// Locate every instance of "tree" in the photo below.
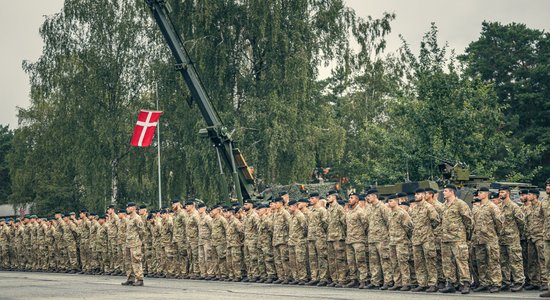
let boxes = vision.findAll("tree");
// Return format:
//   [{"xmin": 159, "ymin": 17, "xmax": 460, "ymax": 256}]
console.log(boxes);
[{"xmin": 0, "ymin": 125, "xmax": 12, "ymax": 204}]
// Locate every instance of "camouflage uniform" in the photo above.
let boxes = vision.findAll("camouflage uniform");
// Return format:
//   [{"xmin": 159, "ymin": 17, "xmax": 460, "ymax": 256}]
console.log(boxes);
[
  {"xmin": 173, "ymin": 209, "xmax": 188, "ymax": 277},
  {"xmin": 307, "ymin": 205, "xmax": 329, "ymax": 283},
  {"xmin": 498, "ymin": 197, "xmax": 525, "ymax": 287},
  {"xmin": 543, "ymin": 197, "xmax": 550, "ymax": 289},
  {"xmin": 161, "ymin": 214, "xmax": 178, "ymax": 276},
  {"xmin": 78, "ymin": 218, "xmax": 92, "ymax": 273},
  {"xmin": 327, "ymin": 201, "xmax": 347, "ymax": 285},
  {"xmin": 61, "ymin": 219, "xmax": 79, "ymax": 271},
  {"xmin": 227, "ymin": 215, "xmax": 244, "ymax": 280},
  {"xmin": 367, "ymin": 201, "xmax": 392, "ymax": 286},
  {"xmin": 526, "ymin": 200, "xmax": 547, "ymax": 287},
  {"xmin": 389, "ymin": 205, "xmax": 414, "ymax": 288},
  {"xmin": 186, "ymin": 209, "xmax": 201, "ymax": 277},
  {"xmin": 198, "ymin": 211, "xmax": 214, "ymax": 277},
  {"xmin": 440, "ymin": 198, "xmax": 473, "ymax": 285},
  {"xmin": 272, "ymin": 207, "xmax": 291, "ymax": 281},
  {"xmin": 152, "ymin": 216, "xmax": 164, "ymax": 275},
  {"xmin": 345, "ymin": 204, "xmax": 369, "ymax": 283},
  {"xmin": 117, "ymin": 216, "xmax": 128, "ymax": 273},
  {"xmin": 211, "ymin": 213, "xmax": 229, "ymax": 279},
  {"xmin": 258, "ymin": 212, "xmax": 276, "ymax": 280},
  {"xmin": 95, "ymin": 221, "xmax": 108, "ymax": 272},
  {"xmin": 473, "ymin": 200, "xmax": 503, "ymax": 287},
  {"xmin": 427, "ymin": 198, "xmax": 446, "ymax": 286},
  {"xmin": 124, "ymin": 212, "xmax": 144, "ymax": 282},
  {"xmin": 411, "ymin": 200, "xmax": 440, "ymax": 288},
  {"xmin": 288, "ymin": 209, "xmax": 308, "ymax": 282},
  {"xmin": 243, "ymin": 209, "xmax": 260, "ymax": 279},
  {"xmin": 106, "ymin": 213, "xmax": 120, "ymax": 273},
  {"xmin": 0, "ymin": 223, "xmax": 8, "ymax": 269}
]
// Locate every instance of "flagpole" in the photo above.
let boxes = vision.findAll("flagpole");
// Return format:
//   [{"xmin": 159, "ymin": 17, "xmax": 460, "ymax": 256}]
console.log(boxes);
[{"xmin": 156, "ymin": 82, "xmax": 162, "ymax": 210}]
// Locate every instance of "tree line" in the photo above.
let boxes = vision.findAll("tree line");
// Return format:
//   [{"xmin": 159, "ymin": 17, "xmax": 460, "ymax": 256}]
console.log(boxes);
[{"xmin": 0, "ymin": 0, "xmax": 548, "ymax": 214}]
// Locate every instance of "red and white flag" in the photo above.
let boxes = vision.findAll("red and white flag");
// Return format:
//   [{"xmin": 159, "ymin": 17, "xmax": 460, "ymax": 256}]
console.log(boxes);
[{"xmin": 131, "ymin": 110, "xmax": 163, "ymax": 147}]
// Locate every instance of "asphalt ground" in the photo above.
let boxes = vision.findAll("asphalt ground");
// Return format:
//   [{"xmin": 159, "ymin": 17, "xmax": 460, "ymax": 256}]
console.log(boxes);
[{"xmin": 0, "ymin": 271, "xmax": 545, "ymax": 300}]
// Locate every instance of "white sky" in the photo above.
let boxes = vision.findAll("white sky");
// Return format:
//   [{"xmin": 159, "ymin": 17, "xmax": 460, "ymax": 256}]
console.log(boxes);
[{"xmin": 1, "ymin": 0, "xmax": 549, "ymax": 128}]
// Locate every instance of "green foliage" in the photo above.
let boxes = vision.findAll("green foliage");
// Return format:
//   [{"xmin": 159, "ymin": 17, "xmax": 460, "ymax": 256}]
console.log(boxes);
[{"xmin": 0, "ymin": 125, "xmax": 12, "ymax": 204}]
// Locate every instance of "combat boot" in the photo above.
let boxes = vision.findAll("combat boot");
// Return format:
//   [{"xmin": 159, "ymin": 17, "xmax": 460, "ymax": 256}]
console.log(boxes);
[
  {"xmin": 366, "ymin": 283, "xmax": 379, "ymax": 289},
  {"xmin": 241, "ymin": 277, "xmax": 250, "ymax": 282},
  {"xmin": 380, "ymin": 284, "xmax": 390, "ymax": 290},
  {"xmin": 461, "ymin": 282, "xmax": 471, "ymax": 294},
  {"xmin": 273, "ymin": 278, "xmax": 283, "ymax": 284},
  {"xmin": 288, "ymin": 280, "xmax": 299, "ymax": 285},
  {"xmin": 264, "ymin": 277, "xmax": 274, "ymax": 284},
  {"xmin": 358, "ymin": 281, "xmax": 366, "ymax": 289},
  {"xmin": 426, "ymin": 285, "xmax": 438, "ymax": 293},
  {"xmin": 473, "ymin": 285, "xmax": 488, "ymax": 292},
  {"xmin": 132, "ymin": 280, "xmax": 144, "ymax": 286},
  {"xmin": 542, "ymin": 284, "xmax": 548, "ymax": 291},
  {"xmin": 439, "ymin": 283, "xmax": 456, "ymax": 293},
  {"xmin": 411, "ymin": 286, "xmax": 426, "ymax": 292},
  {"xmin": 400, "ymin": 285, "xmax": 411, "ymax": 291},
  {"xmin": 388, "ymin": 285, "xmax": 400, "ymax": 291},
  {"xmin": 281, "ymin": 279, "xmax": 290, "ymax": 284},
  {"xmin": 306, "ymin": 280, "xmax": 319, "ymax": 286},
  {"xmin": 489, "ymin": 285, "xmax": 500, "ymax": 293},
  {"xmin": 345, "ymin": 280, "xmax": 358, "ymax": 288},
  {"xmin": 121, "ymin": 280, "xmax": 135, "ymax": 286},
  {"xmin": 525, "ymin": 284, "xmax": 540, "ymax": 290},
  {"xmin": 510, "ymin": 283, "xmax": 523, "ymax": 292},
  {"xmin": 315, "ymin": 280, "xmax": 327, "ymax": 287},
  {"xmin": 540, "ymin": 291, "xmax": 550, "ymax": 297}
]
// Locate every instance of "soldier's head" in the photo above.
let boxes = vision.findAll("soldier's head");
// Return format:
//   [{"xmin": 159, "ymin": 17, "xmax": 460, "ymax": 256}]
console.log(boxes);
[
  {"xmin": 79, "ymin": 208, "xmax": 88, "ymax": 219},
  {"xmin": 387, "ymin": 195, "xmax": 398, "ymax": 208},
  {"xmin": 279, "ymin": 191, "xmax": 289, "ymax": 205},
  {"xmin": 184, "ymin": 200, "xmax": 195, "ymax": 212},
  {"xmin": 366, "ymin": 189, "xmax": 378, "ymax": 204},
  {"xmin": 126, "ymin": 202, "xmax": 137, "ymax": 214},
  {"xmin": 171, "ymin": 198, "xmax": 182, "ymax": 211},
  {"xmin": 211, "ymin": 204, "xmax": 223, "ymax": 217},
  {"xmin": 273, "ymin": 197, "xmax": 284, "ymax": 209},
  {"xmin": 326, "ymin": 190, "xmax": 338, "ymax": 204},
  {"xmin": 197, "ymin": 203, "xmax": 206, "ymax": 214},
  {"xmin": 498, "ymin": 185, "xmax": 511, "ymax": 200},
  {"xmin": 528, "ymin": 189, "xmax": 540, "ymax": 202},
  {"xmin": 546, "ymin": 178, "xmax": 550, "ymax": 194},
  {"xmin": 243, "ymin": 199, "xmax": 254, "ymax": 211},
  {"xmin": 399, "ymin": 201, "xmax": 410, "ymax": 211},
  {"xmin": 477, "ymin": 187, "xmax": 490, "ymax": 200},
  {"xmin": 288, "ymin": 200, "xmax": 299, "ymax": 213},
  {"xmin": 117, "ymin": 209, "xmax": 126, "ymax": 219},
  {"xmin": 89, "ymin": 213, "xmax": 97, "ymax": 221},
  {"xmin": 348, "ymin": 192, "xmax": 359, "ymax": 206},
  {"xmin": 414, "ymin": 188, "xmax": 425, "ymax": 202},
  {"xmin": 298, "ymin": 198, "xmax": 309, "ymax": 210},
  {"xmin": 424, "ymin": 188, "xmax": 436, "ymax": 201},
  {"xmin": 139, "ymin": 204, "xmax": 148, "ymax": 215},
  {"xmin": 160, "ymin": 209, "xmax": 168, "ymax": 219},
  {"xmin": 308, "ymin": 192, "xmax": 320, "ymax": 205},
  {"xmin": 98, "ymin": 215, "xmax": 106, "ymax": 225},
  {"xmin": 442, "ymin": 185, "xmax": 457, "ymax": 200},
  {"xmin": 107, "ymin": 204, "xmax": 116, "ymax": 215}
]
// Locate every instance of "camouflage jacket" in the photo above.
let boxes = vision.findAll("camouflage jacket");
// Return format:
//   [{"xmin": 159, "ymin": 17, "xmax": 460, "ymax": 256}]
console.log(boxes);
[
  {"xmin": 288, "ymin": 210, "xmax": 307, "ymax": 246},
  {"xmin": 472, "ymin": 200, "xmax": 502, "ymax": 245},
  {"xmin": 498, "ymin": 198, "xmax": 524, "ymax": 245},
  {"xmin": 198, "ymin": 213, "xmax": 213, "ymax": 245},
  {"xmin": 95, "ymin": 223, "xmax": 108, "ymax": 252},
  {"xmin": 125, "ymin": 213, "xmax": 144, "ymax": 248},
  {"xmin": 117, "ymin": 218, "xmax": 128, "ymax": 247},
  {"xmin": 258, "ymin": 215, "xmax": 273, "ymax": 247},
  {"xmin": 389, "ymin": 207, "xmax": 413, "ymax": 245},
  {"xmin": 440, "ymin": 198, "xmax": 473, "ymax": 243},
  {"xmin": 526, "ymin": 200, "xmax": 544, "ymax": 242},
  {"xmin": 272, "ymin": 208, "xmax": 291, "ymax": 246},
  {"xmin": 78, "ymin": 218, "xmax": 91, "ymax": 243},
  {"xmin": 345, "ymin": 204, "xmax": 368, "ymax": 244},
  {"xmin": 367, "ymin": 201, "xmax": 391, "ymax": 243},
  {"xmin": 543, "ymin": 198, "xmax": 550, "ymax": 241},
  {"xmin": 306, "ymin": 205, "xmax": 328, "ymax": 241},
  {"xmin": 211, "ymin": 214, "xmax": 228, "ymax": 246},
  {"xmin": 173, "ymin": 210, "xmax": 187, "ymax": 245},
  {"xmin": 243, "ymin": 210, "xmax": 260, "ymax": 243},
  {"xmin": 226, "ymin": 217, "xmax": 243, "ymax": 248},
  {"xmin": 411, "ymin": 200, "xmax": 440, "ymax": 246},
  {"xmin": 327, "ymin": 202, "xmax": 346, "ymax": 242},
  {"xmin": 161, "ymin": 216, "xmax": 174, "ymax": 245},
  {"xmin": 186, "ymin": 210, "xmax": 200, "ymax": 244}
]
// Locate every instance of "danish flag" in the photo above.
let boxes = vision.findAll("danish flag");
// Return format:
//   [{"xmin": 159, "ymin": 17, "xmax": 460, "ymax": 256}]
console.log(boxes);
[{"xmin": 130, "ymin": 110, "xmax": 163, "ymax": 147}]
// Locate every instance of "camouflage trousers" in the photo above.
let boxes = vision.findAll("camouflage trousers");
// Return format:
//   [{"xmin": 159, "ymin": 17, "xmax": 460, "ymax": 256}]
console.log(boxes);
[
  {"xmin": 475, "ymin": 242, "xmax": 502, "ymax": 287},
  {"xmin": 175, "ymin": 242, "xmax": 189, "ymax": 276},
  {"xmin": 327, "ymin": 240, "xmax": 347, "ymax": 284},
  {"xmin": 469, "ymin": 242, "xmax": 479, "ymax": 285},
  {"xmin": 244, "ymin": 240, "xmax": 259, "ymax": 278},
  {"xmin": 0, "ymin": 245, "xmax": 9, "ymax": 268},
  {"xmin": 198, "ymin": 241, "xmax": 214, "ymax": 277},
  {"xmin": 162, "ymin": 242, "xmax": 177, "ymax": 275},
  {"xmin": 441, "ymin": 241, "xmax": 471, "ymax": 284},
  {"xmin": 259, "ymin": 240, "xmax": 276, "ymax": 278},
  {"xmin": 369, "ymin": 241, "xmax": 392, "ymax": 286},
  {"xmin": 527, "ymin": 239, "xmax": 547, "ymax": 286},
  {"xmin": 413, "ymin": 241, "xmax": 437, "ymax": 287},
  {"xmin": 545, "ymin": 240, "xmax": 550, "ymax": 286},
  {"xmin": 212, "ymin": 242, "xmax": 228, "ymax": 278},
  {"xmin": 227, "ymin": 246, "xmax": 243, "ymax": 279},
  {"xmin": 124, "ymin": 246, "xmax": 143, "ymax": 281},
  {"xmin": 187, "ymin": 240, "xmax": 199, "ymax": 276},
  {"xmin": 66, "ymin": 242, "xmax": 79, "ymax": 270},
  {"xmin": 346, "ymin": 242, "xmax": 369, "ymax": 282},
  {"xmin": 80, "ymin": 241, "xmax": 91, "ymax": 272},
  {"xmin": 288, "ymin": 241, "xmax": 308, "ymax": 281},
  {"xmin": 273, "ymin": 243, "xmax": 290, "ymax": 280},
  {"xmin": 521, "ymin": 239, "xmax": 530, "ymax": 284},
  {"xmin": 390, "ymin": 242, "xmax": 411, "ymax": 287},
  {"xmin": 500, "ymin": 243, "xmax": 525, "ymax": 285},
  {"xmin": 308, "ymin": 239, "xmax": 329, "ymax": 281}
]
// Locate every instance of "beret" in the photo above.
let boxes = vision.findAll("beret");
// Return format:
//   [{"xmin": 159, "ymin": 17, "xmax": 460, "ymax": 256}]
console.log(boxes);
[
  {"xmin": 400, "ymin": 201, "xmax": 410, "ymax": 207},
  {"xmin": 80, "ymin": 208, "xmax": 88, "ymax": 213},
  {"xmin": 243, "ymin": 198, "xmax": 254, "ymax": 204},
  {"xmin": 379, "ymin": 196, "xmax": 386, "ymax": 201},
  {"xmin": 69, "ymin": 212, "xmax": 76, "ymax": 216},
  {"xmin": 298, "ymin": 198, "xmax": 309, "ymax": 203},
  {"xmin": 197, "ymin": 203, "xmax": 206, "ymax": 209},
  {"xmin": 415, "ymin": 188, "xmax": 425, "ymax": 193},
  {"xmin": 387, "ymin": 194, "xmax": 397, "ymax": 200},
  {"xmin": 108, "ymin": 205, "xmax": 115, "ymax": 209},
  {"xmin": 172, "ymin": 199, "xmax": 180, "ymax": 204},
  {"xmin": 490, "ymin": 192, "xmax": 499, "ymax": 199},
  {"xmin": 498, "ymin": 185, "xmax": 510, "ymax": 191},
  {"xmin": 127, "ymin": 202, "xmax": 136, "ymax": 207},
  {"xmin": 366, "ymin": 189, "xmax": 378, "ymax": 195},
  {"xmin": 160, "ymin": 209, "xmax": 167, "ymax": 214},
  {"xmin": 309, "ymin": 192, "xmax": 320, "ymax": 197},
  {"xmin": 349, "ymin": 192, "xmax": 360, "ymax": 197},
  {"xmin": 397, "ymin": 192, "xmax": 408, "ymax": 197},
  {"xmin": 278, "ymin": 191, "xmax": 288, "ymax": 196},
  {"xmin": 358, "ymin": 195, "xmax": 365, "ymax": 201},
  {"xmin": 273, "ymin": 197, "xmax": 284, "ymax": 203},
  {"xmin": 478, "ymin": 186, "xmax": 490, "ymax": 192},
  {"xmin": 337, "ymin": 200, "xmax": 346, "ymax": 206},
  {"xmin": 529, "ymin": 189, "xmax": 540, "ymax": 195},
  {"xmin": 327, "ymin": 190, "xmax": 338, "ymax": 196},
  {"xmin": 424, "ymin": 188, "xmax": 436, "ymax": 194},
  {"xmin": 288, "ymin": 200, "xmax": 298, "ymax": 206},
  {"xmin": 519, "ymin": 189, "xmax": 529, "ymax": 195},
  {"xmin": 184, "ymin": 200, "xmax": 195, "ymax": 206},
  {"xmin": 139, "ymin": 204, "xmax": 147, "ymax": 209},
  {"xmin": 212, "ymin": 203, "xmax": 223, "ymax": 209},
  {"xmin": 117, "ymin": 209, "xmax": 125, "ymax": 214},
  {"xmin": 444, "ymin": 184, "xmax": 457, "ymax": 191},
  {"xmin": 90, "ymin": 212, "xmax": 97, "ymax": 216}
]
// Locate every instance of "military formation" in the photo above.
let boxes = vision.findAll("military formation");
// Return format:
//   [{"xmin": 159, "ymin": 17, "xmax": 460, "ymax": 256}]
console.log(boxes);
[{"xmin": 1, "ymin": 182, "xmax": 550, "ymax": 297}]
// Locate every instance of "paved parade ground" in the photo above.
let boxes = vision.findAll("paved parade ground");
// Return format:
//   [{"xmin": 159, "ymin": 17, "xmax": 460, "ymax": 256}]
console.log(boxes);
[{"xmin": 0, "ymin": 271, "xmax": 544, "ymax": 300}]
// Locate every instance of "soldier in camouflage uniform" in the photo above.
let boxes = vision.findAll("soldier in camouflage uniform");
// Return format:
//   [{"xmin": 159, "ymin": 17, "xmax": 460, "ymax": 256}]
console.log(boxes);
[
  {"xmin": 306, "ymin": 193, "xmax": 330, "ymax": 286},
  {"xmin": 387, "ymin": 194, "xmax": 414, "ymax": 291},
  {"xmin": 211, "ymin": 203, "xmax": 229, "ymax": 280},
  {"xmin": 121, "ymin": 202, "xmax": 145, "ymax": 286},
  {"xmin": 425, "ymin": 188, "xmax": 446, "ymax": 288},
  {"xmin": 525, "ymin": 189, "xmax": 547, "ymax": 290},
  {"xmin": 159, "ymin": 209, "xmax": 177, "ymax": 278},
  {"xmin": 172, "ymin": 200, "xmax": 188, "ymax": 278},
  {"xmin": 411, "ymin": 188, "xmax": 440, "ymax": 292},
  {"xmin": 226, "ymin": 207, "xmax": 244, "ymax": 281},
  {"xmin": 365, "ymin": 189, "xmax": 393, "ymax": 290},
  {"xmin": 344, "ymin": 192, "xmax": 369, "ymax": 289},
  {"xmin": 0, "ymin": 219, "xmax": 8, "ymax": 270},
  {"xmin": 78, "ymin": 209, "xmax": 92, "ymax": 274},
  {"xmin": 242, "ymin": 199, "xmax": 260, "ymax": 282},
  {"xmin": 117, "ymin": 210, "xmax": 128, "ymax": 275},
  {"xmin": 496, "ymin": 186, "xmax": 525, "ymax": 292},
  {"xmin": 541, "ymin": 179, "xmax": 550, "ymax": 298},
  {"xmin": 61, "ymin": 213, "xmax": 79, "ymax": 273},
  {"xmin": 326, "ymin": 190, "xmax": 347, "ymax": 288},
  {"xmin": 288, "ymin": 200, "xmax": 308, "ymax": 285},
  {"xmin": 472, "ymin": 187, "xmax": 503, "ymax": 293},
  {"xmin": 138, "ymin": 205, "xmax": 151, "ymax": 276},
  {"xmin": 198, "ymin": 203, "xmax": 214, "ymax": 279},
  {"xmin": 185, "ymin": 200, "xmax": 201, "ymax": 278},
  {"xmin": 105, "ymin": 205, "xmax": 120, "ymax": 275},
  {"xmin": 439, "ymin": 184, "xmax": 473, "ymax": 294},
  {"xmin": 96, "ymin": 215, "xmax": 109, "ymax": 273},
  {"xmin": 272, "ymin": 197, "xmax": 291, "ymax": 284},
  {"xmin": 257, "ymin": 204, "xmax": 276, "ymax": 283}
]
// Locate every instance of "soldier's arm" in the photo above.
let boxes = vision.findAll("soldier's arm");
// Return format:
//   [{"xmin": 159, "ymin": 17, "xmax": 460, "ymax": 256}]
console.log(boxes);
[
  {"xmin": 402, "ymin": 211, "xmax": 413, "ymax": 236},
  {"xmin": 428, "ymin": 205, "xmax": 440, "ymax": 228},
  {"xmin": 513, "ymin": 205, "xmax": 526, "ymax": 229},
  {"xmin": 492, "ymin": 206, "xmax": 504, "ymax": 235},
  {"xmin": 460, "ymin": 202, "xmax": 473, "ymax": 232}
]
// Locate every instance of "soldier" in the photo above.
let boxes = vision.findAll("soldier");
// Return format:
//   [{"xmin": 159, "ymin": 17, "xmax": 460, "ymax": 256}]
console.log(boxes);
[
  {"xmin": 0, "ymin": 219, "xmax": 7, "ymax": 270},
  {"xmin": 78, "ymin": 209, "xmax": 92, "ymax": 274},
  {"xmin": 257, "ymin": 203, "xmax": 276, "ymax": 283},
  {"xmin": 306, "ymin": 192, "xmax": 330, "ymax": 287},
  {"xmin": 121, "ymin": 202, "xmax": 145, "ymax": 286},
  {"xmin": 138, "ymin": 204, "xmax": 151, "ymax": 277},
  {"xmin": 425, "ymin": 187, "xmax": 446, "ymax": 289},
  {"xmin": 541, "ymin": 179, "xmax": 550, "ymax": 298},
  {"xmin": 89, "ymin": 213, "xmax": 101, "ymax": 274},
  {"xmin": 472, "ymin": 187, "xmax": 503, "ymax": 293},
  {"xmin": 105, "ymin": 205, "xmax": 120, "ymax": 275},
  {"xmin": 411, "ymin": 188, "xmax": 440, "ymax": 292},
  {"xmin": 365, "ymin": 189, "xmax": 393, "ymax": 290},
  {"xmin": 326, "ymin": 190, "xmax": 347, "ymax": 288},
  {"xmin": 172, "ymin": 199, "xmax": 188, "ymax": 278},
  {"xmin": 525, "ymin": 188, "xmax": 547, "ymax": 290},
  {"xmin": 211, "ymin": 203, "xmax": 229, "ymax": 280},
  {"xmin": 242, "ymin": 199, "xmax": 260, "ymax": 282},
  {"xmin": 288, "ymin": 200, "xmax": 308, "ymax": 285},
  {"xmin": 385, "ymin": 193, "xmax": 413, "ymax": 291},
  {"xmin": 62, "ymin": 213, "xmax": 79, "ymax": 273},
  {"xmin": 272, "ymin": 197, "xmax": 291, "ymax": 284},
  {"xmin": 184, "ymin": 200, "xmax": 201, "ymax": 279},
  {"xmin": 496, "ymin": 186, "xmax": 526, "ymax": 292},
  {"xmin": 439, "ymin": 184, "xmax": 473, "ymax": 294},
  {"xmin": 96, "ymin": 215, "xmax": 109, "ymax": 273},
  {"xmin": 519, "ymin": 189, "xmax": 531, "ymax": 286},
  {"xmin": 117, "ymin": 209, "xmax": 128, "ymax": 275},
  {"xmin": 160, "ymin": 209, "xmax": 177, "ymax": 278},
  {"xmin": 344, "ymin": 192, "xmax": 369, "ymax": 289},
  {"xmin": 226, "ymin": 207, "xmax": 244, "ymax": 281}
]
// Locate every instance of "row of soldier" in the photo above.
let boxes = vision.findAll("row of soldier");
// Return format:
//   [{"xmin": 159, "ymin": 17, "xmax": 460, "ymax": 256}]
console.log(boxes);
[{"xmin": 0, "ymin": 183, "xmax": 549, "ymax": 296}]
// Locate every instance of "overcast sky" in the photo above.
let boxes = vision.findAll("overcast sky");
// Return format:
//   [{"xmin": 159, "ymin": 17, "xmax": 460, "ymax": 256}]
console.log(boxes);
[{"xmin": 1, "ymin": 0, "xmax": 549, "ymax": 129}]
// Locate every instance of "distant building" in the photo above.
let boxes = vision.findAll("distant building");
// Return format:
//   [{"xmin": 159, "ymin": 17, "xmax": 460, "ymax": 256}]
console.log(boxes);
[{"xmin": 0, "ymin": 203, "xmax": 32, "ymax": 218}]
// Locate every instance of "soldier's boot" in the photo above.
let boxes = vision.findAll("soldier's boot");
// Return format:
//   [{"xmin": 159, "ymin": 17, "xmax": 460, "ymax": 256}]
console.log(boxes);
[
  {"xmin": 121, "ymin": 280, "xmax": 135, "ymax": 286},
  {"xmin": 400, "ymin": 285, "xmax": 411, "ymax": 291},
  {"xmin": 306, "ymin": 280, "xmax": 319, "ymax": 286},
  {"xmin": 345, "ymin": 280, "xmax": 358, "ymax": 288},
  {"xmin": 500, "ymin": 283, "xmax": 510, "ymax": 291},
  {"xmin": 437, "ymin": 281, "xmax": 446, "ymax": 290},
  {"xmin": 540, "ymin": 291, "xmax": 550, "ymax": 298},
  {"xmin": 297, "ymin": 280, "xmax": 306, "ymax": 285},
  {"xmin": 412, "ymin": 286, "xmax": 426, "ymax": 292},
  {"xmin": 380, "ymin": 284, "xmax": 390, "ymax": 290},
  {"xmin": 132, "ymin": 280, "xmax": 144, "ymax": 286},
  {"xmin": 439, "ymin": 283, "xmax": 456, "ymax": 293},
  {"xmin": 461, "ymin": 282, "xmax": 471, "ymax": 294},
  {"xmin": 289, "ymin": 280, "xmax": 299, "ymax": 285},
  {"xmin": 388, "ymin": 284, "xmax": 401, "ymax": 291},
  {"xmin": 327, "ymin": 282, "xmax": 336, "ymax": 287},
  {"xmin": 315, "ymin": 280, "xmax": 327, "ymax": 287},
  {"xmin": 241, "ymin": 277, "xmax": 250, "ymax": 282},
  {"xmin": 281, "ymin": 279, "xmax": 290, "ymax": 285},
  {"xmin": 264, "ymin": 277, "xmax": 274, "ymax": 284},
  {"xmin": 473, "ymin": 285, "xmax": 489, "ymax": 292},
  {"xmin": 542, "ymin": 284, "xmax": 548, "ymax": 291},
  {"xmin": 366, "ymin": 283, "xmax": 379, "ymax": 289},
  {"xmin": 525, "ymin": 284, "xmax": 540, "ymax": 290},
  {"xmin": 489, "ymin": 286, "xmax": 500, "ymax": 293},
  {"xmin": 426, "ymin": 285, "xmax": 439, "ymax": 293}
]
